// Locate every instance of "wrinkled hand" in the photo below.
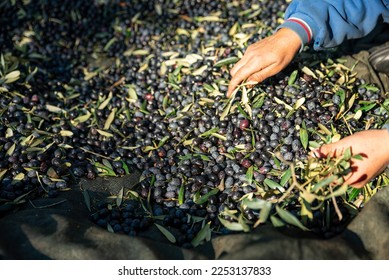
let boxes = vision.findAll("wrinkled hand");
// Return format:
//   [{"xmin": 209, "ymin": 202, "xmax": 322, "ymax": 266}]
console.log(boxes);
[
  {"xmin": 312, "ymin": 130, "xmax": 389, "ymax": 189},
  {"xmin": 227, "ymin": 28, "xmax": 301, "ymax": 97}
]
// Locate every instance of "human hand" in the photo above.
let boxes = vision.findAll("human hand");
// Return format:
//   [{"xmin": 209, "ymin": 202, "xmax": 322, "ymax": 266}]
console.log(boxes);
[
  {"xmin": 312, "ymin": 130, "xmax": 389, "ymax": 189},
  {"xmin": 227, "ymin": 28, "xmax": 301, "ymax": 97}
]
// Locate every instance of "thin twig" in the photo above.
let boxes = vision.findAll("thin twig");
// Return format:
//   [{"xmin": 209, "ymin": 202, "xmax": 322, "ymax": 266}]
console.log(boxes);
[
  {"xmin": 330, "ymin": 185, "xmax": 343, "ymax": 221},
  {"xmin": 80, "ymin": 147, "xmax": 112, "ymax": 160},
  {"xmin": 29, "ymin": 199, "xmax": 67, "ymax": 209}
]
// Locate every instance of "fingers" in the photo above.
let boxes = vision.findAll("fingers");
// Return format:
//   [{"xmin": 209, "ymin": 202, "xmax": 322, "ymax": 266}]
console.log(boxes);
[
  {"xmin": 229, "ymin": 55, "xmax": 249, "ymax": 77},
  {"xmin": 312, "ymin": 143, "xmax": 338, "ymax": 158},
  {"xmin": 227, "ymin": 61, "xmax": 259, "ymax": 97},
  {"xmin": 246, "ymin": 62, "xmax": 282, "ymax": 85}
]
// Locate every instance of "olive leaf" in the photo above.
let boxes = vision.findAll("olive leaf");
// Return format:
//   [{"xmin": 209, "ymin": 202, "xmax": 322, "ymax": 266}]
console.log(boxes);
[
  {"xmin": 4, "ymin": 70, "xmax": 20, "ymax": 83},
  {"xmin": 280, "ymin": 168, "xmax": 292, "ymax": 187},
  {"xmin": 191, "ymin": 222, "xmax": 211, "ymax": 247},
  {"xmin": 195, "ymin": 188, "xmax": 219, "ymax": 205},
  {"xmin": 276, "ymin": 205, "xmax": 309, "ymax": 231},
  {"xmin": 218, "ymin": 216, "xmax": 246, "ymax": 231},
  {"xmin": 288, "ymin": 70, "xmax": 298, "ymax": 85},
  {"xmin": 104, "ymin": 108, "xmax": 116, "ymax": 130},
  {"xmin": 270, "ymin": 215, "xmax": 285, "ymax": 228},
  {"xmin": 155, "ymin": 224, "xmax": 176, "ymax": 243},
  {"xmin": 299, "ymin": 127, "xmax": 308, "ymax": 150},
  {"xmin": 312, "ymin": 175, "xmax": 337, "ymax": 192},
  {"xmin": 264, "ymin": 178, "xmax": 282, "ymax": 190},
  {"xmin": 242, "ymin": 197, "xmax": 270, "ymax": 210},
  {"xmin": 82, "ymin": 189, "xmax": 91, "ymax": 212},
  {"xmin": 116, "ymin": 187, "xmax": 124, "ymax": 207},
  {"xmin": 214, "ymin": 56, "xmax": 239, "ymax": 67},
  {"xmin": 178, "ymin": 185, "xmax": 185, "ymax": 205},
  {"xmin": 245, "ymin": 165, "xmax": 254, "ymax": 185}
]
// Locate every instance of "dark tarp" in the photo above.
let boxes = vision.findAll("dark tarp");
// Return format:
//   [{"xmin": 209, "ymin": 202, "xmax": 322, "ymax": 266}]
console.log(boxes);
[{"xmin": 1, "ymin": 169, "xmax": 388, "ymax": 260}]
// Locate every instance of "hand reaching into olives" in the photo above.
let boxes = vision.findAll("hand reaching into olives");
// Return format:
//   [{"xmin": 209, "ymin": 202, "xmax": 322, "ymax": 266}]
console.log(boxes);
[
  {"xmin": 227, "ymin": 28, "xmax": 301, "ymax": 97},
  {"xmin": 312, "ymin": 129, "xmax": 389, "ymax": 189}
]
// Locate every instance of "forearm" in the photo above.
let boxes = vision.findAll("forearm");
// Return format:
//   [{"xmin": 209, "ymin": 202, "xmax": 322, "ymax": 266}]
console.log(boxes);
[{"xmin": 278, "ymin": 0, "xmax": 389, "ymax": 50}]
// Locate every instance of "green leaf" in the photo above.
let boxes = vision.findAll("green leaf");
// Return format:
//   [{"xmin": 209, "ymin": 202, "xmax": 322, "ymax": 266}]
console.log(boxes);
[
  {"xmin": 195, "ymin": 188, "xmax": 219, "ymax": 205},
  {"xmin": 246, "ymin": 166, "xmax": 254, "ymax": 185},
  {"xmin": 242, "ymin": 197, "xmax": 271, "ymax": 210},
  {"xmin": 203, "ymin": 83, "xmax": 214, "ymax": 92},
  {"xmin": 98, "ymin": 91, "xmax": 113, "ymax": 110},
  {"xmin": 236, "ymin": 103, "xmax": 250, "ymax": 120},
  {"xmin": 191, "ymin": 222, "xmax": 211, "ymax": 247},
  {"xmin": 200, "ymin": 127, "xmax": 219, "ymax": 138},
  {"xmin": 312, "ymin": 175, "xmax": 337, "ymax": 192},
  {"xmin": 218, "ymin": 216, "xmax": 246, "ymax": 231},
  {"xmin": 317, "ymin": 123, "xmax": 331, "ymax": 135},
  {"xmin": 104, "ymin": 108, "xmax": 116, "ymax": 130},
  {"xmin": 45, "ymin": 104, "xmax": 64, "ymax": 114},
  {"xmin": 96, "ymin": 129, "xmax": 114, "ymax": 138},
  {"xmin": 253, "ymin": 93, "xmax": 265, "ymax": 109},
  {"xmin": 273, "ymin": 156, "xmax": 281, "ymax": 169},
  {"xmin": 324, "ymin": 184, "xmax": 348, "ymax": 199},
  {"xmin": 142, "ymin": 145, "xmax": 156, "ymax": 152},
  {"xmin": 102, "ymin": 159, "xmax": 113, "ymax": 170},
  {"xmin": 196, "ymin": 154, "xmax": 211, "ymax": 161},
  {"xmin": 178, "ymin": 185, "xmax": 185, "ymax": 205},
  {"xmin": 343, "ymin": 147, "xmax": 351, "ymax": 161},
  {"xmin": 94, "ymin": 162, "xmax": 117, "ymax": 176},
  {"xmin": 347, "ymin": 188, "xmax": 361, "ymax": 202},
  {"xmin": 264, "ymin": 178, "xmax": 282, "ymax": 190},
  {"xmin": 359, "ymin": 102, "xmax": 376, "ymax": 112},
  {"xmin": 0, "ymin": 169, "xmax": 8, "ymax": 180},
  {"xmin": 103, "ymin": 37, "xmax": 117, "ymax": 51},
  {"xmin": 276, "ymin": 205, "xmax": 309, "ymax": 231},
  {"xmin": 116, "ymin": 187, "xmax": 124, "ymax": 207},
  {"xmin": 82, "ymin": 189, "xmax": 91, "ymax": 212},
  {"xmin": 155, "ymin": 224, "xmax": 176, "ymax": 243},
  {"xmin": 132, "ymin": 49, "xmax": 150, "ymax": 56},
  {"xmin": 211, "ymin": 132, "xmax": 227, "ymax": 141},
  {"xmin": 348, "ymin": 94, "xmax": 356, "ymax": 110},
  {"xmin": 300, "ymin": 199, "xmax": 313, "ymax": 219},
  {"xmin": 353, "ymin": 109, "xmax": 362, "ymax": 120},
  {"xmin": 71, "ymin": 111, "xmax": 91, "ymax": 125},
  {"xmin": 270, "ymin": 215, "xmax": 285, "ymax": 228},
  {"xmin": 4, "ymin": 70, "xmax": 20, "ymax": 83},
  {"xmin": 293, "ymin": 97, "xmax": 305, "ymax": 110},
  {"xmin": 258, "ymin": 201, "xmax": 272, "ymax": 224},
  {"xmin": 299, "ymin": 127, "xmax": 308, "ymax": 150},
  {"xmin": 288, "ymin": 70, "xmax": 298, "ymax": 85},
  {"xmin": 238, "ymin": 213, "xmax": 250, "ymax": 232},
  {"xmin": 301, "ymin": 66, "xmax": 317, "ymax": 79},
  {"xmin": 280, "ymin": 168, "xmax": 292, "ymax": 187},
  {"xmin": 107, "ymin": 223, "xmax": 114, "ymax": 233},
  {"xmin": 127, "ymin": 85, "xmax": 138, "ymax": 102},
  {"xmin": 6, "ymin": 142, "xmax": 16, "ymax": 156},
  {"xmin": 360, "ymin": 84, "xmax": 379, "ymax": 92},
  {"xmin": 214, "ymin": 56, "xmax": 239, "ymax": 67},
  {"xmin": 59, "ymin": 130, "xmax": 74, "ymax": 137},
  {"xmin": 352, "ymin": 154, "xmax": 363, "ymax": 161},
  {"xmin": 157, "ymin": 136, "xmax": 169, "ymax": 148},
  {"xmin": 220, "ymin": 95, "xmax": 235, "ymax": 121},
  {"xmin": 122, "ymin": 161, "xmax": 130, "ymax": 175}
]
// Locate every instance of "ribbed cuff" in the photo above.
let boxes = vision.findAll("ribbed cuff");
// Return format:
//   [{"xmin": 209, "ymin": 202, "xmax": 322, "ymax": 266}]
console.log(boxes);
[{"xmin": 276, "ymin": 17, "xmax": 313, "ymax": 52}]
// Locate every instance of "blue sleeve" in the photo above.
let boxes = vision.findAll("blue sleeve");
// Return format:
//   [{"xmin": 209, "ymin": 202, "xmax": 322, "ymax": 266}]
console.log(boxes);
[{"xmin": 277, "ymin": 0, "xmax": 389, "ymax": 50}]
